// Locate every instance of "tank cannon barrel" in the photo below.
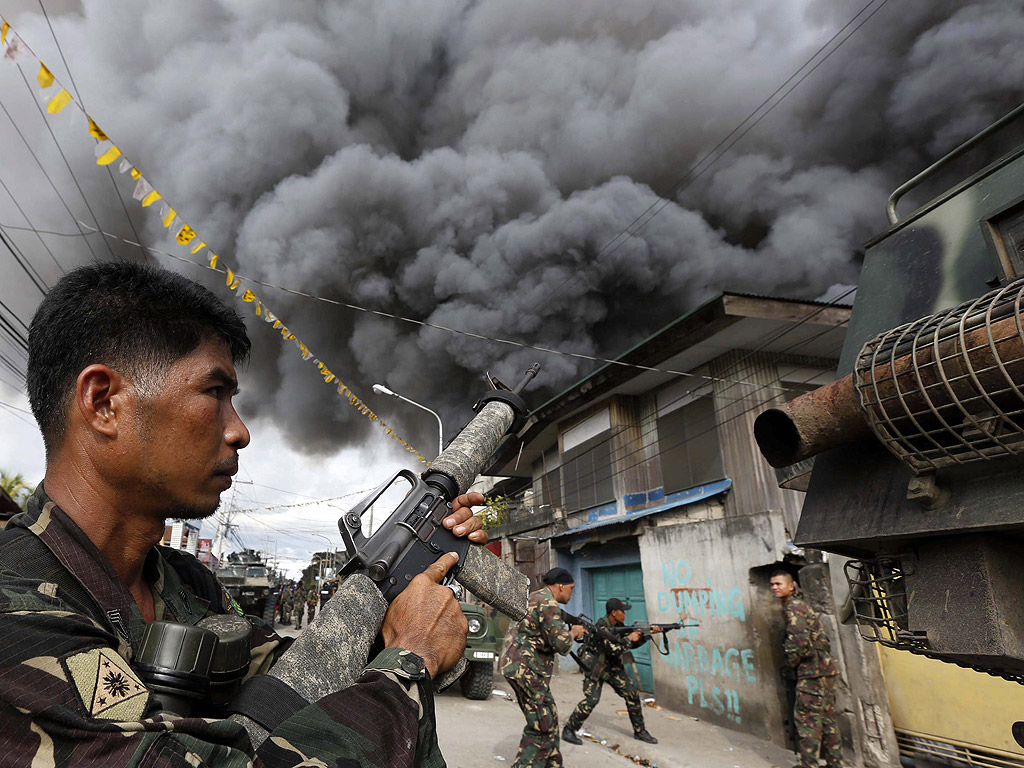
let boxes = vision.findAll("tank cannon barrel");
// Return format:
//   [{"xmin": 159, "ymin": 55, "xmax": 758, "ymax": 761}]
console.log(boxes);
[{"xmin": 755, "ymin": 279, "xmax": 1024, "ymax": 474}]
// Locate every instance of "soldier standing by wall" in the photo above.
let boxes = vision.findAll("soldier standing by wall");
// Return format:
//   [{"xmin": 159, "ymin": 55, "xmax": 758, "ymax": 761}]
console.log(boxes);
[
  {"xmin": 500, "ymin": 567, "xmax": 586, "ymax": 768},
  {"xmin": 769, "ymin": 570, "xmax": 843, "ymax": 768},
  {"xmin": 562, "ymin": 598, "xmax": 660, "ymax": 744}
]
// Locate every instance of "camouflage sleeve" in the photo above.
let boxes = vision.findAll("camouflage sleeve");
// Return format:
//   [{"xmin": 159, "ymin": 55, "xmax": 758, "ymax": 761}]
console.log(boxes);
[
  {"xmin": 0, "ymin": 573, "xmax": 439, "ymax": 767},
  {"xmin": 539, "ymin": 600, "xmax": 573, "ymax": 655},
  {"xmin": 783, "ymin": 603, "xmax": 813, "ymax": 668}
]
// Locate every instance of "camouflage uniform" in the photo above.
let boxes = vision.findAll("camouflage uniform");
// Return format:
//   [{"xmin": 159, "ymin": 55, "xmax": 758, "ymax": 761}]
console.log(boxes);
[
  {"xmin": 292, "ymin": 586, "xmax": 307, "ymax": 628},
  {"xmin": 500, "ymin": 588, "xmax": 575, "ymax": 768},
  {"xmin": 306, "ymin": 587, "xmax": 318, "ymax": 624},
  {"xmin": 280, "ymin": 585, "xmax": 294, "ymax": 625},
  {"xmin": 0, "ymin": 486, "xmax": 445, "ymax": 767},
  {"xmin": 564, "ymin": 615, "xmax": 646, "ymax": 735},
  {"xmin": 783, "ymin": 589, "xmax": 842, "ymax": 768}
]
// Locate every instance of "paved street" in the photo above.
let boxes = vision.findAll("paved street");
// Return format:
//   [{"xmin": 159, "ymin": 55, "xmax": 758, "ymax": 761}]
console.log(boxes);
[
  {"xmin": 277, "ymin": 621, "xmax": 794, "ymax": 767},
  {"xmin": 436, "ymin": 670, "xmax": 794, "ymax": 768}
]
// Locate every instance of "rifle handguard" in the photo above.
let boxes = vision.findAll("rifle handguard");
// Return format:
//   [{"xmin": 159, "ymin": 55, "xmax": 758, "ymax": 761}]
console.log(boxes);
[{"xmin": 458, "ymin": 544, "xmax": 529, "ymax": 621}]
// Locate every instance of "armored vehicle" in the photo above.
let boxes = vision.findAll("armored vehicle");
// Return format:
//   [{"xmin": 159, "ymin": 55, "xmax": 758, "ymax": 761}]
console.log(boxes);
[
  {"xmin": 458, "ymin": 601, "xmax": 504, "ymax": 699},
  {"xmin": 754, "ymin": 103, "xmax": 1024, "ymax": 680},
  {"xmin": 218, "ymin": 550, "xmax": 274, "ymax": 623}
]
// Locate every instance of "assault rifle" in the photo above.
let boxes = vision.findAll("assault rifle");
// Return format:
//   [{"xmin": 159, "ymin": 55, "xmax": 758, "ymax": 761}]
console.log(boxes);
[
  {"xmin": 234, "ymin": 368, "xmax": 539, "ymax": 748},
  {"xmin": 561, "ymin": 610, "xmax": 696, "ymax": 656}
]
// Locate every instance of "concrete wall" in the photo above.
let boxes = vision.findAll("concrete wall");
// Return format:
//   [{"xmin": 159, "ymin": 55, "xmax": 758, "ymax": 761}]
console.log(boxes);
[{"xmin": 637, "ymin": 509, "xmax": 790, "ymax": 743}]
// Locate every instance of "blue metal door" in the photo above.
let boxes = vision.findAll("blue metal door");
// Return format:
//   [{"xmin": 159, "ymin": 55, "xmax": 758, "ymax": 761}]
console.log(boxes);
[{"xmin": 590, "ymin": 564, "xmax": 653, "ymax": 693}]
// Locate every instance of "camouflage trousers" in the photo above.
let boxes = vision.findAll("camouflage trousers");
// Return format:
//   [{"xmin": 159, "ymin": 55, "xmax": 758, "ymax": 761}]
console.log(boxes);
[
  {"xmin": 795, "ymin": 675, "xmax": 842, "ymax": 768},
  {"xmin": 565, "ymin": 667, "xmax": 644, "ymax": 734},
  {"xmin": 293, "ymin": 603, "xmax": 311, "ymax": 627},
  {"xmin": 506, "ymin": 675, "xmax": 563, "ymax": 768}
]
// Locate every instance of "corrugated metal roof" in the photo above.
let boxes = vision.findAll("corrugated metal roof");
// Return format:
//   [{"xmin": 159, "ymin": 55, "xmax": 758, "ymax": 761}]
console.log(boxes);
[{"xmin": 550, "ymin": 478, "xmax": 733, "ymax": 541}]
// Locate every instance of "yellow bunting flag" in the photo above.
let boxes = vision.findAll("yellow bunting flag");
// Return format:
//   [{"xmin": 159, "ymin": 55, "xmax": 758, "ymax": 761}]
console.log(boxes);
[
  {"xmin": 88, "ymin": 117, "xmax": 108, "ymax": 141},
  {"xmin": 37, "ymin": 62, "xmax": 53, "ymax": 88},
  {"xmin": 96, "ymin": 145, "xmax": 122, "ymax": 165},
  {"xmin": 47, "ymin": 88, "xmax": 72, "ymax": 114},
  {"xmin": 176, "ymin": 225, "xmax": 197, "ymax": 245},
  {"xmin": 0, "ymin": 12, "xmax": 432, "ymax": 465}
]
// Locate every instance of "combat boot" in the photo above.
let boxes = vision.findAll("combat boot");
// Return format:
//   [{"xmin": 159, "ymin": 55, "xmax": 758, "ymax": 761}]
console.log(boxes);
[
  {"xmin": 633, "ymin": 729, "xmax": 658, "ymax": 744},
  {"xmin": 561, "ymin": 726, "xmax": 582, "ymax": 745}
]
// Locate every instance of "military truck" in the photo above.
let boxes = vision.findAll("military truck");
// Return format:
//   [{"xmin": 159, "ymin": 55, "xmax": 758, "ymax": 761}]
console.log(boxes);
[
  {"xmin": 458, "ymin": 601, "xmax": 506, "ymax": 699},
  {"xmin": 218, "ymin": 550, "xmax": 274, "ymax": 623}
]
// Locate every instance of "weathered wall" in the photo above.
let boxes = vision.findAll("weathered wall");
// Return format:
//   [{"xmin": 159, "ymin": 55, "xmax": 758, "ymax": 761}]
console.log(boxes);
[{"xmin": 638, "ymin": 509, "xmax": 789, "ymax": 742}]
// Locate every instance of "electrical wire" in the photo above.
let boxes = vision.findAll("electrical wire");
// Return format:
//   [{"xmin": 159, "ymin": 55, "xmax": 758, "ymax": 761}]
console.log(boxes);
[
  {"xmin": 0, "ymin": 93, "xmax": 101, "ymax": 264},
  {"xmin": 14, "ymin": 64, "xmax": 115, "ymax": 261},
  {"xmin": 35, "ymin": 0, "xmax": 148, "ymax": 263},
  {"xmin": 0, "ymin": 224, "xmax": 48, "ymax": 294},
  {"xmin": 0, "ymin": 168, "xmax": 64, "ymax": 274},
  {"xmin": 514, "ymin": 0, "xmax": 891, "ymax": 326}
]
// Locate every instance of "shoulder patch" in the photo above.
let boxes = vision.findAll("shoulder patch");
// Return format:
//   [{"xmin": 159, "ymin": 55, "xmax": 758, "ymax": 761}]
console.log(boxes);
[{"xmin": 63, "ymin": 647, "xmax": 149, "ymax": 721}]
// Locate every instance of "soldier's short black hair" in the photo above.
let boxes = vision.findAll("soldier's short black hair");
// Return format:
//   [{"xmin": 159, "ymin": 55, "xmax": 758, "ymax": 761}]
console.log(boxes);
[
  {"xmin": 28, "ymin": 262, "xmax": 250, "ymax": 453},
  {"xmin": 770, "ymin": 569, "xmax": 795, "ymax": 580}
]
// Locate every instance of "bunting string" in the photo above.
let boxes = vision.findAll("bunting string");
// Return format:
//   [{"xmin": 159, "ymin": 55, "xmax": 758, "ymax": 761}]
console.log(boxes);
[{"xmin": 0, "ymin": 16, "xmax": 428, "ymax": 463}]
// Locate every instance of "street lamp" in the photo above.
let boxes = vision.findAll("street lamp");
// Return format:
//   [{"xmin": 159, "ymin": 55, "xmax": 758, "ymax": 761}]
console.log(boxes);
[
  {"xmin": 309, "ymin": 533, "xmax": 336, "ymax": 583},
  {"xmin": 372, "ymin": 383, "xmax": 444, "ymax": 457}
]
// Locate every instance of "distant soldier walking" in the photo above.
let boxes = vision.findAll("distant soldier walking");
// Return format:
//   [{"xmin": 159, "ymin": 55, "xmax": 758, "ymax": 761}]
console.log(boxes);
[
  {"xmin": 292, "ymin": 583, "xmax": 307, "ymax": 628},
  {"xmin": 304, "ymin": 585, "xmax": 318, "ymax": 625},
  {"xmin": 500, "ymin": 567, "xmax": 585, "ymax": 768},
  {"xmin": 279, "ymin": 581, "xmax": 294, "ymax": 626},
  {"xmin": 562, "ymin": 598, "xmax": 660, "ymax": 744},
  {"xmin": 770, "ymin": 570, "xmax": 843, "ymax": 768}
]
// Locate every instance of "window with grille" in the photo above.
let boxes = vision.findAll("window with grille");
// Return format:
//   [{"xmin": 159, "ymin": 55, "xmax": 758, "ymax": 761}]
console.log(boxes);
[{"xmin": 657, "ymin": 396, "xmax": 723, "ymax": 494}]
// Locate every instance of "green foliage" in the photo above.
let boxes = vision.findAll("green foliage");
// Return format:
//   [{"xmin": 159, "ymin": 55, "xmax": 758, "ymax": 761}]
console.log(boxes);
[
  {"xmin": 477, "ymin": 495, "xmax": 512, "ymax": 531},
  {"xmin": 0, "ymin": 471, "xmax": 32, "ymax": 510}
]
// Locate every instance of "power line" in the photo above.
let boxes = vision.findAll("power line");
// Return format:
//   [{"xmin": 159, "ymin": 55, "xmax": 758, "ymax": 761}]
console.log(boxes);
[
  {"xmin": 14, "ymin": 64, "xmax": 115, "ymax": 261},
  {"xmin": 0, "ymin": 225, "xmax": 48, "ymax": 294},
  {"xmin": 514, "ymin": 0, "xmax": 891, "ymax": 326},
  {"xmin": 0, "ymin": 168, "xmax": 64, "ymax": 274},
  {"xmin": 35, "ymin": 0, "xmax": 148, "ymax": 263},
  {"xmin": 0, "ymin": 92, "xmax": 101, "ymax": 264},
  {"xmin": 58, "ymin": 219, "xmax": 829, "ymax": 398}
]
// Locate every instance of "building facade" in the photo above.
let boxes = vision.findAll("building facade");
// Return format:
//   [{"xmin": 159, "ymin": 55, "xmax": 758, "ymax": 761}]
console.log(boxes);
[{"xmin": 484, "ymin": 292, "xmax": 899, "ymax": 766}]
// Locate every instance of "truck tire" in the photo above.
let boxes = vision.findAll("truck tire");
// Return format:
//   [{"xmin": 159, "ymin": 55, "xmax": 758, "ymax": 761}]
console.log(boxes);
[
  {"xmin": 261, "ymin": 597, "xmax": 274, "ymax": 625},
  {"xmin": 460, "ymin": 661, "xmax": 493, "ymax": 700}
]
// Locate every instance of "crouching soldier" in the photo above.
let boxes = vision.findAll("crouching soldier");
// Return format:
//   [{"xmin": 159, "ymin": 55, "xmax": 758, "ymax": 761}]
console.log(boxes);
[{"xmin": 562, "ymin": 598, "xmax": 660, "ymax": 745}]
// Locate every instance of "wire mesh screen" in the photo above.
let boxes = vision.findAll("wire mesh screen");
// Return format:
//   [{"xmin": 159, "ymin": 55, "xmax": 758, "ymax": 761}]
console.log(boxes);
[
  {"xmin": 843, "ymin": 557, "xmax": 927, "ymax": 650},
  {"xmin": 854, "ymin": 278, "xmax": 1024, "ymax": 473},
  {"xmin": 844, "ymin": 557, "xmax": 1024, "ymax": 685}
]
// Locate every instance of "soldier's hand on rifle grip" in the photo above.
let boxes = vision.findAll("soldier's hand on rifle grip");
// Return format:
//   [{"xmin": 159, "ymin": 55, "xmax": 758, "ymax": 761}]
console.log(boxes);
[
  {"xmin": 570, "ymin": 624, "xmax": 586, "ymax": 640},
  {"xmin": 381, "ymin": 551, "xmax": 469, "ymax": 678},
  {"xmin": 442, "ymin": 492, "xmax": 488, "ymax": 543},
  {"xmin": 628, "ymin": 631, "xmax": 643, "ymax": 643}
]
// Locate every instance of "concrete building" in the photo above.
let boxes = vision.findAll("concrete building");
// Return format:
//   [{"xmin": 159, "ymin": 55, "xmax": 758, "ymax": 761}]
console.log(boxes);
[{"xmin": 483, "ymin": 292, "xmax": 899, "ymax": 766}]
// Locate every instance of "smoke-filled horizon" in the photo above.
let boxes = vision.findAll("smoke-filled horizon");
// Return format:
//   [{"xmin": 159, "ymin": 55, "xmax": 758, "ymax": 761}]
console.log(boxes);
[{"xmin": 3, "ymin": 0, "xmax": 1023, "ymax": 456}]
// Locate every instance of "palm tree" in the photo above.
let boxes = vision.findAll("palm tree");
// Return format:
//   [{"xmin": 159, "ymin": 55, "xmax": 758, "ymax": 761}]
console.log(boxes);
[{"xmin": 0, "ymin": 471, "xmax": 32, "ymax": 510}]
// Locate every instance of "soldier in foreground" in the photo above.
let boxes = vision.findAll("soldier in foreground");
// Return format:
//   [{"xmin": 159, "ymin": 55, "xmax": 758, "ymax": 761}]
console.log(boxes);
[
  {"xmin": 769, "ymin": 570, "xmax": 843, "ymax": 768},
  {"xmin": 562, "ymin": 598, "xmax": 660, "ymax": 745},
  {"xmin": 0, "ymin": 262, "xmax": 488, "ymax": 767},
  {"xmin": 500, "ymin": 567, "xmax": 586, "ymax": 768}
]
